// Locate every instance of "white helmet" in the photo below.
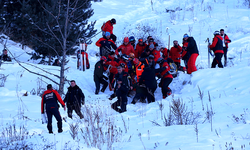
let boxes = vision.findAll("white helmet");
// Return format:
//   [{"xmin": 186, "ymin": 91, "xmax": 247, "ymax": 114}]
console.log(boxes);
[{"xmin": 213, "ymin": 31, "xmax": 220, "ymax": 35}]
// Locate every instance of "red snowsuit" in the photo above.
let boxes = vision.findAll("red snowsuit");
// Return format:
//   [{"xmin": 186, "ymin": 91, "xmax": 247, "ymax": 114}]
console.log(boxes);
[
  {"xmin": 101, "ymin": 20, "xmax": 114, "ymax": 34},
  {"xmin": 169, "ymin": 45, "xmax": 182, "ymax": 63},
  {"xmin": 186, "ymin": 37, "xmax": 199, "ymax": 74},
  {"xmin": 115, "ymin": 43, "xmax": 135, "ymax": 56},
  {"xmin": 135, "ymin": 43, "xmax": 147, "ymax": 58}
]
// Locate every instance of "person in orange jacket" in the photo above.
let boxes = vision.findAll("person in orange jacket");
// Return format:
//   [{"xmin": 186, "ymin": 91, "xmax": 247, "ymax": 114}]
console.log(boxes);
[
  {"xmin": 169, "ymin": 40, "xmax": 182, "ymax": 68},
  {"xmin": 209, "ymin": 31, "xmax": 224, "ymax": 68},
  {"xmin": 220, "ymin": 29, "xmax": 231, "ymax": 66},
  {"xmin": 41, "ymin": 84, "xmax": 66, "ymax": 134},
  {"xmin": 115, "ymin": 37, "xmax": 135, "ymax": 56},
  {"xmin": 135, "ymin": 38, "xmax": 147, "ymax": 58},
  {"xmin": 96, "ymin": 32, "xmax": 117, "ymax": 58},
  {"xmin": 101, "ymin": 18, "xmax": 117, "ymax": 42}
]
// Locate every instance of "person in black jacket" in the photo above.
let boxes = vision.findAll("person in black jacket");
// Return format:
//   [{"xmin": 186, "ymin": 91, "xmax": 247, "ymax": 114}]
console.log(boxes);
[
  {"xmin": 139, "ymin": 58, "xmax": 157, "ymax": 103},
  {"xmin": 0, "ymin": 49, "xmax": 11, "ymax": 62},
  {"xmin": 64, "ymin": 80, "xmax": 85, "ymax": 119},
  {"xmin": 94, "ymin": 56, "xmax": 108, "ymax": 94},
  {"xmin": 111, "ymin": 66, "xmax": 132, "ymax": 113},
  {"xmin": 52, "ymin": 59, "xmax": 61, "ymax": 66},
  {"xmin": 183, "ymin": 34, "xmax": 199, "ymax": 74},
  {"xmin": 41, "ymin": 84, "xmax": 66, "ymax": 133}
]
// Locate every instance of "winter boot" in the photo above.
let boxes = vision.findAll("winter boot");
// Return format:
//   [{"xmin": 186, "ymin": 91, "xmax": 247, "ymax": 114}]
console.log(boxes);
[
  {"xmin": 57, "ymin": 121, "xmax": 63, "ymax": 133},
  {"xmin": 47, "ymin": 123, "xmax": 53, "ymax": 134},
  {"xmin": 95, "ymin": 89, "xmax": 99, "ymax": 95},
  {"xmin": 101, "ymin": 82, "xmax": 108, "ymax": 92}
]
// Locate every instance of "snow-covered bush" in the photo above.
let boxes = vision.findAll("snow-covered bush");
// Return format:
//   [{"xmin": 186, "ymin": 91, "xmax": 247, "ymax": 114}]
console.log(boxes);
[
  {"xmin": 80, "ymin": 105, "xmax": 123, "ymax": 150},
  {"xmin": 124, "ymin": 22, "xmax": 164, "ymax": 47}
]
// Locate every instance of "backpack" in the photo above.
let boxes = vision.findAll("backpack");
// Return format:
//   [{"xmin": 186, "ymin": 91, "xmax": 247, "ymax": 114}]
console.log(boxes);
[{"xmin": 169, "ymin": 62, "xmax": 178, "ymax": 77}]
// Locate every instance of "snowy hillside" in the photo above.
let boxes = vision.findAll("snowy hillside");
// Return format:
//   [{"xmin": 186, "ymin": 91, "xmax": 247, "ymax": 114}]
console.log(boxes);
[{"xmin": 1, "ymin": 0, "xmax": 250, "ymax": 149}]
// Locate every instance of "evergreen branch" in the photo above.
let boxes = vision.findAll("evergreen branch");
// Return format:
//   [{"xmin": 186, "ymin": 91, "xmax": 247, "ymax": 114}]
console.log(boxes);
[
  {"xmin": 36, "ymin": 0, "xmax": 64, "ymax": 50},
  {"xmin": 31, "ymin": 35, "xmax": 60, "ymax": 57},
  {"xmin": 45, "ymin": 22, "xmax": 64, "ymax": 51}
]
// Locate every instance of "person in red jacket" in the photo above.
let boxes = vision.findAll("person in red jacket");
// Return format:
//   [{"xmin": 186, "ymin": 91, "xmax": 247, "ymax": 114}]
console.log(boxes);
[
  {"xmin": 96, "ymin": 32, "xmax": 117, "ymax": 58},
  {"xmin": 115, "ymin": 37, "xmax": 135, "ymax": 56},
  {"xmin": 155, "ymin": 57, "xmax": 173, "ymax": 99},
  {"xmin": 183, "ymin": 34, "xmax": 199, "ymax": 74},
  {"xmin": 160, "ymin": 47, "xmax": 169, "ymax": 59},
  {"xmin": 135, "ymin": 38, "xmax": 147, "ymax": 58},
  {"xmin": 169, "ymin": 40, "xmax": 182, "ymax": 68},
  {"xmin": 220, "ymin": 29, "xmax": 231, "ymax": 66},
  {"xmin": 41, "ymin": 84, "xmax": 66, "ymax": 134},
  {"xmin": 101, "ymin": 18, "xmax": 117, "ymax": 42},
  {"xmin": 209, "ymin": 31, "xmax": 224, "ymax": 68},
  {"xmin": 119, "ymin": 54, "xmax": 129, "ymax": 72},
  {"xmin": 106, "ymin": 51, "xmax": 120, "ymax": 85}
]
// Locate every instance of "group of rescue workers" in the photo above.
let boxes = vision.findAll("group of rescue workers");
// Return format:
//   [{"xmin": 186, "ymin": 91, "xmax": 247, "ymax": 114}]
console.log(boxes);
[{"xmin": 40, "ymin": 18, "xmax": 231, "ymax": 133}]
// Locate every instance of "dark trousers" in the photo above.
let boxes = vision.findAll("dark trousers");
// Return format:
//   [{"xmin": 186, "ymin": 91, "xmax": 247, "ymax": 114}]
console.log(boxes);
[
  {"xmin": 146, "ymin": 87, "xmax": 156, "ymax": 103},
  {"xmin": 111, "ymin": 34, "xmax": 117, "ymax": 42},
  {"xmin": 109, "ymin": 73, "xmax": 115, "ymax": 83},
  {"xmin": 67, "ymin": 103, "xmax": 83, "ymax": 119},
  {"xmin": 95, "ymin": 78, "xmax": 108, "ymax": 92},
  {"xmin": 46, "ymin": 106, "xmax": 62, "ymax": 132},
  {"xmin": 211, "ymin": 53, "xmax": 223, "ymax": 68},
  {"xmin": 131, "ymin": 93, "xmax": 146, "ymax": 104},
  {"xmin": 162, "ymin": 78, "xmax": 173, "ymax": 97},
  {"xmin": 223, "ymin": 47, "xmax": 228, "ymax": 65},
  {"xmin": 111, "ymin": 89, "xmax": 128, "ymax": 113}
]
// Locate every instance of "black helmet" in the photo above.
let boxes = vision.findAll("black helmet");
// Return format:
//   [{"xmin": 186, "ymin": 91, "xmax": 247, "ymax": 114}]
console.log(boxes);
[
  {"xmin": 157, "ymin": 57, "xmax": 164, "ymax": 64},
  {"xmin": 111, "ymin": 18, "xmax": 116, "ymax": 24}
]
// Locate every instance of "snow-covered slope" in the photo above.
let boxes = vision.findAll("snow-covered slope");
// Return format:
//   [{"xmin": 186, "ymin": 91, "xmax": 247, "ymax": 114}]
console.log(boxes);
[{"xmin": 1, "ymin": 0, "xmax": 250, "ymax": 149}]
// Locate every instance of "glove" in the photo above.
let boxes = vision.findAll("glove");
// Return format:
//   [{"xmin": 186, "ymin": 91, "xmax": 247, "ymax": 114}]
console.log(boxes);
[
  {"xmin": 118, "ymin": 48, "xmax": 122, "ymax": 52},
  {"xmin": 41, "ymin": 113, "xmax": 47, "ymax": 124}
]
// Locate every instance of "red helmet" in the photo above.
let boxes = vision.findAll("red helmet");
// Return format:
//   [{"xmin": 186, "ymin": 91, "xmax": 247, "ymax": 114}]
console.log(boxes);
[
  {"xmin": 100, "ymin": 56, "xmax": 107, "ymax": 62},
  {"xmin": 124, "ymin": 37, "xmax": 129, "ymax": 43},
  {"xmin": 133, "ymin": 58, "xmax": 140, "ymax": 66}
]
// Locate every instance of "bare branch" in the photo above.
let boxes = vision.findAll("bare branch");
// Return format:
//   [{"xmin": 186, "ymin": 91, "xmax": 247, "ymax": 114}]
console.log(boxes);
[
  {"xmin": 20, "ymin": 61, "xmax": 61, "ymax": 79},
  {"xmin": 6, "ymin": 47, "xmax": 59, "ymax": 85}
]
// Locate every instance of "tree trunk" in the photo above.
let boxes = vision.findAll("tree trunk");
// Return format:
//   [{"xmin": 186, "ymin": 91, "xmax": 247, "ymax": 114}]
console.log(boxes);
[{"xmin": 58, "ymin": 50, "xmax": 66, "ymax": 95}]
